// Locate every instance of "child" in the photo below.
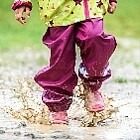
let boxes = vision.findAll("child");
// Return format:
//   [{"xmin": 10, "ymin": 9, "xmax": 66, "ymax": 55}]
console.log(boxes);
[{"xmin": 12, "ymin": 0, "xmax": 117, "ymax": 124}]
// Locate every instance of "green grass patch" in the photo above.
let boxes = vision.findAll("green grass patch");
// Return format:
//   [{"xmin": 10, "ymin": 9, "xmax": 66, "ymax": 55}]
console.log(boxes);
[
  {"xmin": 114, "ymin": 77, "xmax": 128, "ymax": 83},
  {"xmin": 114, "ymin": 77, "xmax": 140, "ymax": 83},
  {"xmin": 0, "ymin": 0, "xmax": 45, "ymax": 51},
  {"xmin": 105, "ymin": 0, "xmax": 140, "ymax": 38}
]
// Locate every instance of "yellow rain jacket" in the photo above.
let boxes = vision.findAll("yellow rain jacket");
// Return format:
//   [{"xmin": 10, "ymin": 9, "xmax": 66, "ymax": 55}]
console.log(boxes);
[{"xmin": 12, "ymin": 0, "xmax": 114, "ymax": 27}]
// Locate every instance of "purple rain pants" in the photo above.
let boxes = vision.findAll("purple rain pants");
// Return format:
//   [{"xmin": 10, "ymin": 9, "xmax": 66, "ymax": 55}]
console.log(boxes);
[{"xmin": 34, "ymin": 18, "xmax": 117, "ymax": 112}]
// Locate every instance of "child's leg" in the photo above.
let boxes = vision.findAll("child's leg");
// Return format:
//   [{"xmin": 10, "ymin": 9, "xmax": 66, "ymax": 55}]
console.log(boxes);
[
  {"xmin": 34, "ymin": 25, "xmax": 78, "ymax": 122},
  {"xmin": 76, "ymin": 18, "xmax": 117, "ymax": 111}
]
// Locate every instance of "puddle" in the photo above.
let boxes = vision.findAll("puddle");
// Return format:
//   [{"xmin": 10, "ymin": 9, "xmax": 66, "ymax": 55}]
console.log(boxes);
[
  {"xmin": 1, "ymin": 79, "xmax": 140, "ymax": 140},
  {"xmin": 0, "ymin": 42, "xmax": 140, "ymax": 140}
]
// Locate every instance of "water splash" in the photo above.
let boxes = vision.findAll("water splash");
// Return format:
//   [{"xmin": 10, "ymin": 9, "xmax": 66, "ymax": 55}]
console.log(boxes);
[{"xmin": 2, "ymin": 78, "xmax": 118, "ymax": 127}]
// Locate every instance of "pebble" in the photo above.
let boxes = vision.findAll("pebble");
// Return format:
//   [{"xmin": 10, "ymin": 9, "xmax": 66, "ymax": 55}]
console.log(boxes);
[{"xmin": 0, "ymin": 130, "xmax": 5, "ymax": 134}]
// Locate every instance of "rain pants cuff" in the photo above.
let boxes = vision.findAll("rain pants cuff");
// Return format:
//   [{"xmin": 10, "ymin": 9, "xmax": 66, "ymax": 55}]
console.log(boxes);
[{"xmin": 12, "ymin": 0, "xmax": 32, "ymax": 11}]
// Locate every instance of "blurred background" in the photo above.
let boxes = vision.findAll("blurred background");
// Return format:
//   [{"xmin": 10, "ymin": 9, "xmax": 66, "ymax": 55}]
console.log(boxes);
[
  {"xmin": 0, "ymin": 0, "xmax": 140, "ymax": 51},
  {"xmin": 0, "ymin": 1, "xmax": 140, "ymax": 139}
]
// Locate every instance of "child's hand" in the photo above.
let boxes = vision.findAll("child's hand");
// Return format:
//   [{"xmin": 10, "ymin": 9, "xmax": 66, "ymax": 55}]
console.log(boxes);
[
  {"xmin": 15, "ymin": 6, "xmax": 30, "ymax": 24},
  {"xmin": 108, "ymin": 2, "xmax": 117, "ymax": 14}
]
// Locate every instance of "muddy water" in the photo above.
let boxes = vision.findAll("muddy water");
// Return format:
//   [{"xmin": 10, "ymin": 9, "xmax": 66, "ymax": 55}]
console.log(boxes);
[
  {"xmin": 0, "ymin": 43, "xmax": 140, "ymax": 140},
  {"xmin": 1, "ymin": 82, "xmax": 140, "ymax": 140}
]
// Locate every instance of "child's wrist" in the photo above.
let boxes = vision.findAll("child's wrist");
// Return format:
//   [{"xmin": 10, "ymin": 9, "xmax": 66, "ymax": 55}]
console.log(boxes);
[
  {"xmin": 109, "ymin": 0, "xmax": 117, "ymax": 4},
  {"xmin": 12, "ymin": 0, "xmax": 32, "ymax": 11}
]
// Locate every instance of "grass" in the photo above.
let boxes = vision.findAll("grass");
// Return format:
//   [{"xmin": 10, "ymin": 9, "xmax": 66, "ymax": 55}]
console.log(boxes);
[
  {"xmin": 0, "ymin": 0, "xmax": 140, "ymax": 51},
  {"xmin": 105, "ymin": 0, "xmax": 140, "ymax": 37},
  {"xmin": 114, "ymin": 77, "xmax": 128, "ymax": 83},
  {"xmin": 0, "ymin": 0, "xmax": 45, "ymax": 51},
  {"xmin": 114, "ymin": 77, "xmax": 140, "ymax": 84}
]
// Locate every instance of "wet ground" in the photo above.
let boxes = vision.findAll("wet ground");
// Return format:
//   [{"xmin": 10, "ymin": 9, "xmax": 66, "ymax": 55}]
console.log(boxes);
[{"xmin": 0, "ymin": 39, "xmax": 140, "ymax": 140}]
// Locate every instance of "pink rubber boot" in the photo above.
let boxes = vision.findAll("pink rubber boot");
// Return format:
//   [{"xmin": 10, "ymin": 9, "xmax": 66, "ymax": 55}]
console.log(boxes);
[
  {"xmin": 49, "ymin": 111, "xmax": 69, "ymax": 125},
  {"xmin": 85, "ymin": 90, "xmax": 105, "ymax": 112}
]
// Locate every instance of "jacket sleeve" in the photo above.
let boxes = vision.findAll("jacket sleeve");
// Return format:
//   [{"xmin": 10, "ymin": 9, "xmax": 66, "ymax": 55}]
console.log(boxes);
[
  {"xmin": 12, "ymin": 0, "xmax": 32, "ymax": 11},
  {"xmin": 109, "ymin": 0, "xmax": 117, "ymax": 3}
]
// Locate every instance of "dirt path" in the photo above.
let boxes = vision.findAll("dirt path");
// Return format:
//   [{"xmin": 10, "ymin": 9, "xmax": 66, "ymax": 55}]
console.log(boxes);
[{"xmin": 0, "ymin": 40, "xmax": 140, "ymax": 140}]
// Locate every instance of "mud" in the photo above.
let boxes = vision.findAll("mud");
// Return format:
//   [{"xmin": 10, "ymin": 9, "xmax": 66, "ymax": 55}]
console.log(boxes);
[{"xmin": 0, "ymin": 39, "xmax": 140, "ymax": 140}]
